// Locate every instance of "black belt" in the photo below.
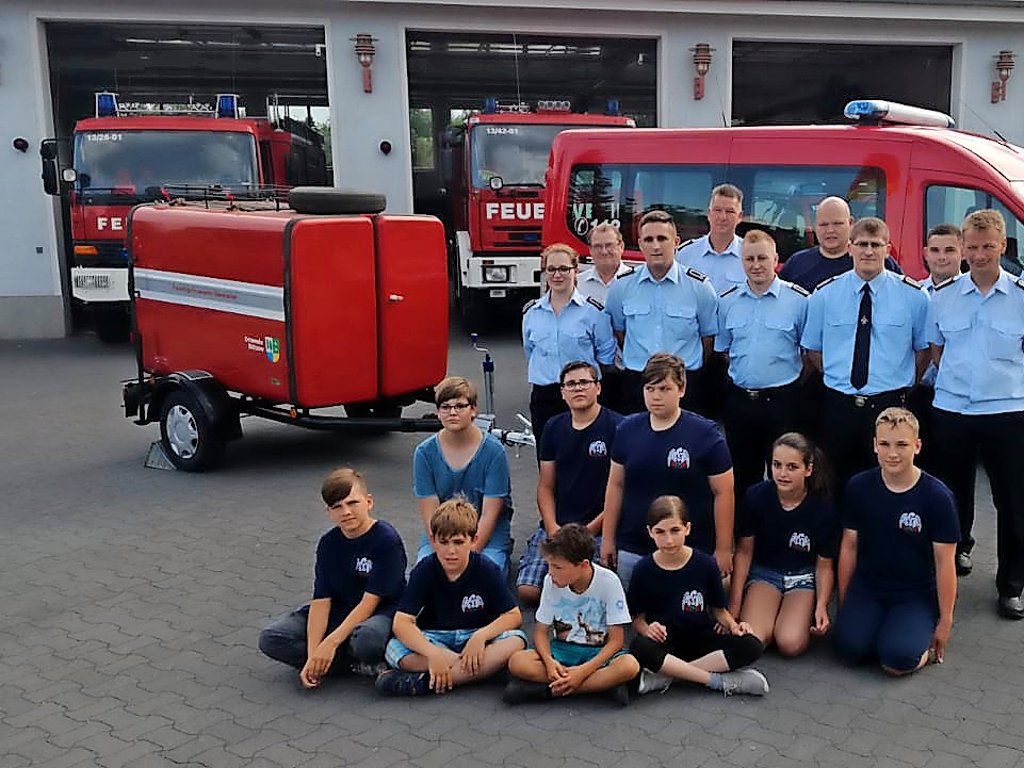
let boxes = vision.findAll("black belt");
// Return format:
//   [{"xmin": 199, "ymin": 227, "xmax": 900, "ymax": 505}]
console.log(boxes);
[
  {"xmin": 829, "ymin": 388, "xmax": 909, "ymax": 408},
  {"xmin": 731, "ymin": 379, "xmax": 800, "ymax": 401}
]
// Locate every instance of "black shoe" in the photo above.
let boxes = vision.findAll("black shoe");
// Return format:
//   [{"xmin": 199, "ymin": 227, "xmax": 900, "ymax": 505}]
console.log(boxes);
[
  {"xmin": 955, "ymin": 550, "xmax": 972, "ymax": 576},
  {"xmin": 998, "ymin": 595, "xmax": 1024, "ymax": 620},
  {"xmin": 374, "ymin": 670, "xmax": 429, "ymax": 696},
  {"xmin": 608, "ymin": 683, "xmax": 631, "ymax": 707},
  {"xmin": 502, "ymin": 679, "xmax": 551, "ymax": 705}
]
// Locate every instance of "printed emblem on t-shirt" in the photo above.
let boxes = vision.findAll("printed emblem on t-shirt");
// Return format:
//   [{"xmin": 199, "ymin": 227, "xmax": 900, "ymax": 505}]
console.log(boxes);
[
  {"xmin": 898, "ymin": 511, "xmax": 923, "ymax": 534},
  {"xmin": 461, "ymin": 593, "xmax": 485, "ymax": 612},
  {"xmin": 681, "ymin": 590, "xmax": 705, "ymax": 612},
  {"xmin": 788, "ymin": 532, "xmax": 811, "ymax": 552},
  {"xmin": 667, "ymin": 447, "xmax": 691, "ymax": 469},
  {"xmin": 355, "ymin": 557, "xmax": 373, "ymax": 574},
  {"xmin": 588, "ymin": 440, "xmax": 608, "ymax": 458}
]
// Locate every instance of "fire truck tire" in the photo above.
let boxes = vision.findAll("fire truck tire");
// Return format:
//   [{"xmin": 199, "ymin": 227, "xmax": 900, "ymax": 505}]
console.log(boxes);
[
  {"xmin": 94, "ymin": 309, "xmax": 130, "ymax": 343},
  {"xmin": 287, "ymin": 188, "xmax": 387, "ymax": 215},
  {"xmin": 458, "ymin": 291, "xmax": 491, "ymax": 333},
  {"xmin": 159, "ymin": 390, "xmax": 226, "ymax": 472}
]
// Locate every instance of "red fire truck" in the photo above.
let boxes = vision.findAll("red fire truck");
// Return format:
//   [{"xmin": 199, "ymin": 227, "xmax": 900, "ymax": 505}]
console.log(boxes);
[
  {"xmin": 441, "ymin": 100, "xmax": 634, "ymax": 325},
  {"xmin": 40, "ymin": 93, "xmax": 329, "ymax": 341},
  {"xmin": 543, "ymin": 100, "xmax": 1024, "ymax": 278}
]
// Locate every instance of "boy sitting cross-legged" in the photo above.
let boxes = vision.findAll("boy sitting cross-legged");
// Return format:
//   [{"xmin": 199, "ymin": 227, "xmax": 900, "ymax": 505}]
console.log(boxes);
[
  {"xmin": 504, "ymin": 524, "xmax": 640, "ymax": 706},
  {"xmin": 375, "ymin": 498, "xmax": 527, "ymax": 696}
]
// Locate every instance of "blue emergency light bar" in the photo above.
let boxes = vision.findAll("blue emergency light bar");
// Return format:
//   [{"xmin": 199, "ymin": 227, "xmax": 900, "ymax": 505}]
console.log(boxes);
[
  {"xmin": 844, "ymin": 99, "xmax": 955, "ymax": 129},
  {"xmin": 216, "ymin": 94, "xmax": 240, "ymax": 119},
  {"xmin": 483, "ymin": 97, "xmax": 499, "ymax": 114},
  {"xmin": 605, "ymin": 99, "xmax": 620, "ymax": 116},
  {"xmin": 95, "ymin": 92, "xmax": 119, "ymax": 118}
]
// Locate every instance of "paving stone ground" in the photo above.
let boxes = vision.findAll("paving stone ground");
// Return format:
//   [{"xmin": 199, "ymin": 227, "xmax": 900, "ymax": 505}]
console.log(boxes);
[{"xmin": 2, "ymin": 330, "xmax": 1023, "ymax": 768}]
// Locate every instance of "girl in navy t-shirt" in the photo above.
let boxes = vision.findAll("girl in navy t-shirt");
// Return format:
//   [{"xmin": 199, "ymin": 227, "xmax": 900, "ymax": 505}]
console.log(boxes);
[{"xmin": 730, "ymin": 432, "xmax": 839, "ymax": 657}]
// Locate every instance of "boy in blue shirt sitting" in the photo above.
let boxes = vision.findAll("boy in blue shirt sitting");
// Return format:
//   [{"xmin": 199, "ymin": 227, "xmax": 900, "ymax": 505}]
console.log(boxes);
[
  {"xmin": 259, "ymin": 468, "xmax": 407, "ymax": 689},
  {"xmin": 376, "ymin": 498, "xmax": 527, "ymax": 696}
]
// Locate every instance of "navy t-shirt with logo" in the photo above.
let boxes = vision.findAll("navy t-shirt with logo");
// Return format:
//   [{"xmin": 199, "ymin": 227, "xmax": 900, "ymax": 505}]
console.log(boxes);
[
  {"xmin": 397, "ymin": 551, "xmax": 516, "ymax": 631},
  {"xmin": 539, "ymin": 407, "xmax": 624, "ymax": 526},
  {"xmin": 738, "ymin": 480, "xmax": 840, "ymax": 572},
  {"xmin": 627, "ymin": 550, "xmax": 725, "ymax": 634},
  {"xmin": 611, "ymin": 411, "xmax": 733, "ymax": 555},
  {"xmin": 842, "ymin": 468, "xmax": 959, "ymax": 597},
  {"xmin": 310, "ymin": 520, "xmax": 407, "ymax": 631}
]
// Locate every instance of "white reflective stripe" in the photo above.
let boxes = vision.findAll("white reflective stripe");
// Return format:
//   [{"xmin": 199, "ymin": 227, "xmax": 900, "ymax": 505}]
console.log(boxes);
[{"xmin": 134, "ymin": 268, "xmax": 284, "ymax": 322}]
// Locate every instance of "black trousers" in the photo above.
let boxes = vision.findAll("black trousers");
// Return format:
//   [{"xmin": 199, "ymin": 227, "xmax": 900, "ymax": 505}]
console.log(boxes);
[
  {"xmin": 722, "ymin": 380, "xmax": 802, "ymax": 506},
  {"xmin": 930, "ymin": 407, "xmax": 1024, "ymax": 598},
  {"xmin": 529, "ymin": 383, "xmax": 568, "ymax": 448},
  {"xmin": 821, "ymin": 388, "xmax": 909, "ymax": 493},
  {"xmin": 906, "ymin": 385, "xmax": 936, "ymax": 474},
  {"xmin": 619, "ymin": 367, "xmax": 705, "ymax": 417}
]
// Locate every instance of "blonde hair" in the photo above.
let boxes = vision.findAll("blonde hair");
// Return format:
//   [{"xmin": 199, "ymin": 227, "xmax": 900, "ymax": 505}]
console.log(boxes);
[
  {"xmin": 876, "ymin": 407, "xmax": 919, "ymax": 437},
  {"xmin": 430, "ymin": 497, "xmax": 479, "ymax": 540},
  {"xmin": 962, "ymin": 209, "xmax": 1006, "ymax": 239}
]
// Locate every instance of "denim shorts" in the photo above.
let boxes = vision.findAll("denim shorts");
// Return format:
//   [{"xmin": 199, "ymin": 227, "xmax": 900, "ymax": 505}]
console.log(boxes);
[
  {"xmin": 550, "ymin": 639, "xmax": 625, "ymax": 668},
  {"xmin": 516, "ymin": 526, "xmax": 602, "ymax": 589},
  {"xmin": 748, "ymin": 563, "xmax": 815, "ymax": 593},
  {"xmin": 385, "ymin": 628, "xmax": 528, "ymax": 668}
]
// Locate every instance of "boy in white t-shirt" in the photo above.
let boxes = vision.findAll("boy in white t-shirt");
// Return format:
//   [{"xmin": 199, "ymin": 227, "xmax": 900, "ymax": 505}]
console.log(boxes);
[{"xmin": 504, "ymin": 524, "xmax": 640, "ymax": 705}]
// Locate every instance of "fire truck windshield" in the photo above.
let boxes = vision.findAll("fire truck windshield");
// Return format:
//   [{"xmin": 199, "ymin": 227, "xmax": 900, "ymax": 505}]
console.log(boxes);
[
  {"xmin": 73, "ymin": 130, "xmax": 259, "ymax": 195},
  {"xmin": 471, "ymin": 124, "xmax": 569, "ymax": 189}
]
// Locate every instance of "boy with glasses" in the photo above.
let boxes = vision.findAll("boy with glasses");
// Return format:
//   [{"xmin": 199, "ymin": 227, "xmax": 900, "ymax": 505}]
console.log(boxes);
[
  {"xmin": 413, "ymin": 377, "xmax": 515, "ymax": 576},
  {"xmin": 517, "ymin": 361, "xmax": 623, "ymax": 605}
]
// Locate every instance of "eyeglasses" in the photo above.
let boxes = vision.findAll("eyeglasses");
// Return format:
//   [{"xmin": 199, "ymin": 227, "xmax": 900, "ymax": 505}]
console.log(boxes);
[
  {"xmin": 438, "ymin": 402, "xmax": 472, "ymax": 413},
  {"xmin": 852, "ymin": 240, "xmax": 888, "ymax": 250},
  {"xmin": 560, "ymin": 379, "xmax": 597, "ymax": 390},
  {"xmin": 545, "ymin": 265, "xmax": 575, "ymax": 274}
]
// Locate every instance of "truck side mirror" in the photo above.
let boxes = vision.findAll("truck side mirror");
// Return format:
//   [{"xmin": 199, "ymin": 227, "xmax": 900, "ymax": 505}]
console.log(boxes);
[{"xmin": 40, "ymin": 139, "xmax": 60, "ymax": 196}]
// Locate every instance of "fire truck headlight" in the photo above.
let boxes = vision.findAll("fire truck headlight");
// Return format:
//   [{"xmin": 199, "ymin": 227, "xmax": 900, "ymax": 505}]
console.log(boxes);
[{"xmin": 483, "ymin": 266, "xmax": 510, "ymax": 283}]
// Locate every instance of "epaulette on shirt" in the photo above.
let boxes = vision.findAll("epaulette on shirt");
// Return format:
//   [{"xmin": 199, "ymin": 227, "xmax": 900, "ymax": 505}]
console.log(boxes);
[
  {"xmin": 934, "ymin": 275, "xmax": 957, "ymax": 291},
  {"xmin": 901, "ymin": 275, "xmax": 922, "ymax": 289},
  {"xmin": 586, "ymin": 296, "xmax": 605, "ymax": 311},
  {"xmin": 814, "ymin": 275, "xmax": 840, "ymax": 292},
  {"xmin": 1016, "ymin": 276, "xmax": 1024, "ymax": 291},
  {"xmin": 785, "ymin": 282, "xmax": 810, "ymax": 297},
  {"xmin": 617, "ymin": 264, "xmax": 636, "ymax": 279},
  {"xmin": 720, "ymin": 285, "xmax": 739, "ymax": 298},
  {"xmin": 677, "ymin": 238, "xmax": 696, "ymax": 251},
  {"xmin": 522, "ymin": 298, "xmax": 538, "ymax": 314},
  {"xmin": 685, "ymin": 267, "xmax": 709, "ymax": 282}
]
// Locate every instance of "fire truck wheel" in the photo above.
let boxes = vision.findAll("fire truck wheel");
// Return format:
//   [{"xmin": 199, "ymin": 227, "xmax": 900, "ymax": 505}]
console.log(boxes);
[
  {"xmin": 159, "ymin": 390, "xmax": 226, "ymax": 472},
  {"xmin": 94, "ymin": 309, "xmax": 130, "ymax": 343},
  {"xmin": 287, "ymin": 188, "xmax": 387, "ymax": 215},
  {"xmin": 458, "ymin": 291, "xmax": 491, "ymax": 333}
]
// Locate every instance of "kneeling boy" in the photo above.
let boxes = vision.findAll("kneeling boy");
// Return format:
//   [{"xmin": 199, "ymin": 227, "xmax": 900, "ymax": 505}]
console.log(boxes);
[
  {"xmin": 259, "ymin": 468, "xmax": 406, "ymax": 689},
  {"xmin": 505, "ymin": 524, "xmax": 640, "ymax": 705},
  {"xmin": 376, "ymin": 498, "xmax": 527, "ymax": 696}
]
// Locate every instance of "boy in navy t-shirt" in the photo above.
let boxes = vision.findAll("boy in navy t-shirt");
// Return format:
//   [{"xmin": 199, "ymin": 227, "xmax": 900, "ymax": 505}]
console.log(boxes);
[
  {"xmin": 517, "ymin": 361, "xmax": 623, "ymax": 605},
  {"xmin": 259, "ymin": 468, "xmax": 407, "ymax": 688},
  {"xmin": 376, "ymin": 498, "xmax": 527, "ymax": 696}
]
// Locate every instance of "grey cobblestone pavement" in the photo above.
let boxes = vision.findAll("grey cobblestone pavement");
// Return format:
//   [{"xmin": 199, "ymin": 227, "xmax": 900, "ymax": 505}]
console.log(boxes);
[{"xmin": 2, "ymin": 332, "xmax": 1023, "ymax": 768}]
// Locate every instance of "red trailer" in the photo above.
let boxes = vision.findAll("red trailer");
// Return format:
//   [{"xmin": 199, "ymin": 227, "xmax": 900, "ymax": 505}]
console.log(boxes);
[{"xmin": 122, "ymin": 188, "xmax": 448, "ymax": 470}]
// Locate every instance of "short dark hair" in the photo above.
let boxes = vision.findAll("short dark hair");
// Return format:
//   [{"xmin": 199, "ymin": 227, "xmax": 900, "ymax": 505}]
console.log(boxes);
[
  {"xmin": 642, "ymin": 353, "xmax": 686, "ymax": 388},
  {"xmin": 560, "ymin": 360, "xmax": 598, "ymax": 385},
  {"xmin": 639, "ymin": 209, "xmax": 677, "ymax": 234},
  {"xmin": 850, "ymin": 217, "xmax": 889, "ymax": 242},
  {"xmin": 927, "ymin": 223, "xmax": 962, "ymax": 242},
  {"xmin": 541, "ymin": 523, "xmax": 595, "ymax": 565},
  {"xmin": 321, "ymin": 467, "xmax": 367, "ymax": 507},
  {"xmin": 647, "ymin": 495, "xmax": 689, "ymax": 527}
]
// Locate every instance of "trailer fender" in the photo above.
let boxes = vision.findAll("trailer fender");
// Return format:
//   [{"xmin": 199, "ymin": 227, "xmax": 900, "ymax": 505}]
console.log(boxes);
[{"xmin": 149, "ymin": 372, "xmax": 241, "ymax": 440}]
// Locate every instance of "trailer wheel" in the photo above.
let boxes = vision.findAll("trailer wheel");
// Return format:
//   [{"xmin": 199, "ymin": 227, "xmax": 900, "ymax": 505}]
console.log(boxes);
[
  {"xmin": 159, "ymin": 390, "xmax": 225, "ymax": 471},
  {"xmin": 288, "ymin": 188, "xmax": 387, "ymax": 215}
]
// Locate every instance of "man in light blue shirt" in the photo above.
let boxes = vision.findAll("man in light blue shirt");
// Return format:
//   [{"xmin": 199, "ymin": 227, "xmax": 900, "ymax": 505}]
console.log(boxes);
[
  {"xmin": 717, "ymin": 230, "xmax": 809, "ymax": 496},
  {"xmin": 676, "ymin": 183, "xmax": 746, "ymax": 295},
  {"xmin": 605, "ymin": 210, "xmax": 718, "ymax": 414},
  {"xmin": 928, "ymin": 210, "xmax": 1024, "ymax": 618},
  {"xmin": 801, "ymin": 217, "xmax": 930, "ymax": 488}
]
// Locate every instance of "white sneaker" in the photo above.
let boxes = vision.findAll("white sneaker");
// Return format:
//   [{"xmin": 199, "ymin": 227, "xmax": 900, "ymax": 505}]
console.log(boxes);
[
  {"xmin": 637, "ymin": 668, "xmax": 673, "ymax": 695},
  {"xmin": 720, "ymin": 668, "xmax": 769, "ymax": 696}
]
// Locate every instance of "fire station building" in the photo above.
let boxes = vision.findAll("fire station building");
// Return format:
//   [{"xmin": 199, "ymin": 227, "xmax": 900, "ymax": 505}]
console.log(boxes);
[{"xmin": 2, "ymin": 0, "xmax": 1023, "ymax": 338}]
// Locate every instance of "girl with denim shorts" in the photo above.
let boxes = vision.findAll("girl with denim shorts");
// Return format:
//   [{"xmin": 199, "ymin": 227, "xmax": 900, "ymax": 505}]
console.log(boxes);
[{"xmin": 729, "ymin": 432, "xmax": 839, "ymax": 656}]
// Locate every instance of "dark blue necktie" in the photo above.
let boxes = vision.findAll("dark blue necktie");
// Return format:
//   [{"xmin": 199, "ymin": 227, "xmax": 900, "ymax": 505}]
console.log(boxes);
[{"xmin": 851, "ymin": 284, "xmax": 872, "ymax": 390}]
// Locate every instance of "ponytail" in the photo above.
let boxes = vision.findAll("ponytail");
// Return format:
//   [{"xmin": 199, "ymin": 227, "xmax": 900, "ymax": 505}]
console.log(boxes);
[{"xmin": 772, "ymin": 432, "xmax": 833, "ymax": 501}]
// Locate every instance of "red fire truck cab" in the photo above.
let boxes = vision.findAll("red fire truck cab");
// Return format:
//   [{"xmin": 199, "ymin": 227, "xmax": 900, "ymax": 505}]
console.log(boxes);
[
  {"xmin": 441, "ymin": 100, "xmax": 634, "ymax": 325},
  {"xmin": 543, "ymin": 100, "xmax": 1024, "ymax": 278},
  {"xmin": 41, "ymin": 92, "xmax": 328, "ymax": 341},
  {"xmin": 122, "ymin": 188, "xmax": 448, "ymax": 471}
]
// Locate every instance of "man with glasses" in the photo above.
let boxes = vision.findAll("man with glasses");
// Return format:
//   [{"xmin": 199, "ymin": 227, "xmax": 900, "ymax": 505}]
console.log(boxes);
[
  {"xmin": 413, "ymin": 376, "xmax": 515, "ymax": 577},
  {"xmin": 577, "ymin": 223, "xmax": 635, "ymax": 304},
  {"xmin": 516, "ymin": 361, "xmax": 623, "ymax": 606},
  {"xmin": 605, "ymin": 210, "xmax": 719, "ymax": 414},
  {"xmin": 523, "ymin": 243, "xmax": 616, "ymax": 444},
  {"xmin": 928, "ymin": 210, "xmax": 1024, "ymax": 619},
  {"xmin": 801, "ymin": 217, "xmax": 930, "ymax": 490}
]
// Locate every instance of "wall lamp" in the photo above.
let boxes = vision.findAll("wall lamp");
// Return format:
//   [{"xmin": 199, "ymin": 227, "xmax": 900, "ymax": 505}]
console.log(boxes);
[
  {"xmin": 352, "ymin": 33, "xmax": 378, "ymax": 94},
  {"xmin": 691, "ymin": 43, "xmax": 714, "ymax": 101},
  {"xmin": 992, "ymin": 50, "xmax": 1015, "ymax": 103}
]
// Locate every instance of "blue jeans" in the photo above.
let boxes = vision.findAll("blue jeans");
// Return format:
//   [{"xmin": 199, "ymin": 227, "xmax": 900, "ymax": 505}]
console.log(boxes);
[
  {"xmin": 259, "ymin": 608, "xmax": 392, "ymax": 671},
  {"xmin": 385, "ymin": 628, "xmax": 528, "ymax": 668}
]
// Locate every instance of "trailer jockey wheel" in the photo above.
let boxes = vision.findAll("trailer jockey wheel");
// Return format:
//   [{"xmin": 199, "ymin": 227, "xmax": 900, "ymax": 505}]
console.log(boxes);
[{"xmin": 159, "ymin": 390, "xmax": 225, "ymax": 471}]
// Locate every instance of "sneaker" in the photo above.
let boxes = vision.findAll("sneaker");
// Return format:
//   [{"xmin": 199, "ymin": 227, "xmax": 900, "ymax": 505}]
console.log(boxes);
[
  {"xmin": 374, "ymin": 670, "xmax": 429, "ymax": 696},
  {"xmin": 637, "ymin": 669, "xmax": 673, "ymax": 696},
  {"xmin": 350, "ymin": 661, "xmax": 389, "ymax": 678},
  {"xmin": 608, "ymin": 683, "xmax": 631, "ymax": 707},
  {"xmin": 956, "ymin": 550, "xmax": 972, "ymax": 576},
  {"xmin": 998, "ymin": 594, "xmax": 1024, "ymax": 620},
  {"xmin": 502, "ymin": 679, "xmax": 551, "ymax": 705},
  {"xmin": 720, "ymin": 668, "xmax": 769, "ymax": 697}
]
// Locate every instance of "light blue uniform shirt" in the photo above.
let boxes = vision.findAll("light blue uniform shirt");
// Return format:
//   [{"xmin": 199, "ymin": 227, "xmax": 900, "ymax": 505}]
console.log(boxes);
[
  {"xmin": 715, "ymin": 277, "xmax": 809, "ymax": 389},
  {"xmin": 802, "ymin": 269, "xmax": 930, "ymax": 395},
  {"xmin": 676, "ymin": 234, "xmax": 745, "ymax": 295},
  {"xmin": 522, "ymin": 289, "xmax": 617, "ymax": 386},
  {"xmin": 928, "ymin": 270, "xmax": 1024, "ymax": 415},
  {"xmin": 604, "ymin": 261, "xmax": 719, "ymax": 372},
  {"xmin": 920, "ymin": 277, "xmax": 940, "ymax": 387}
]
